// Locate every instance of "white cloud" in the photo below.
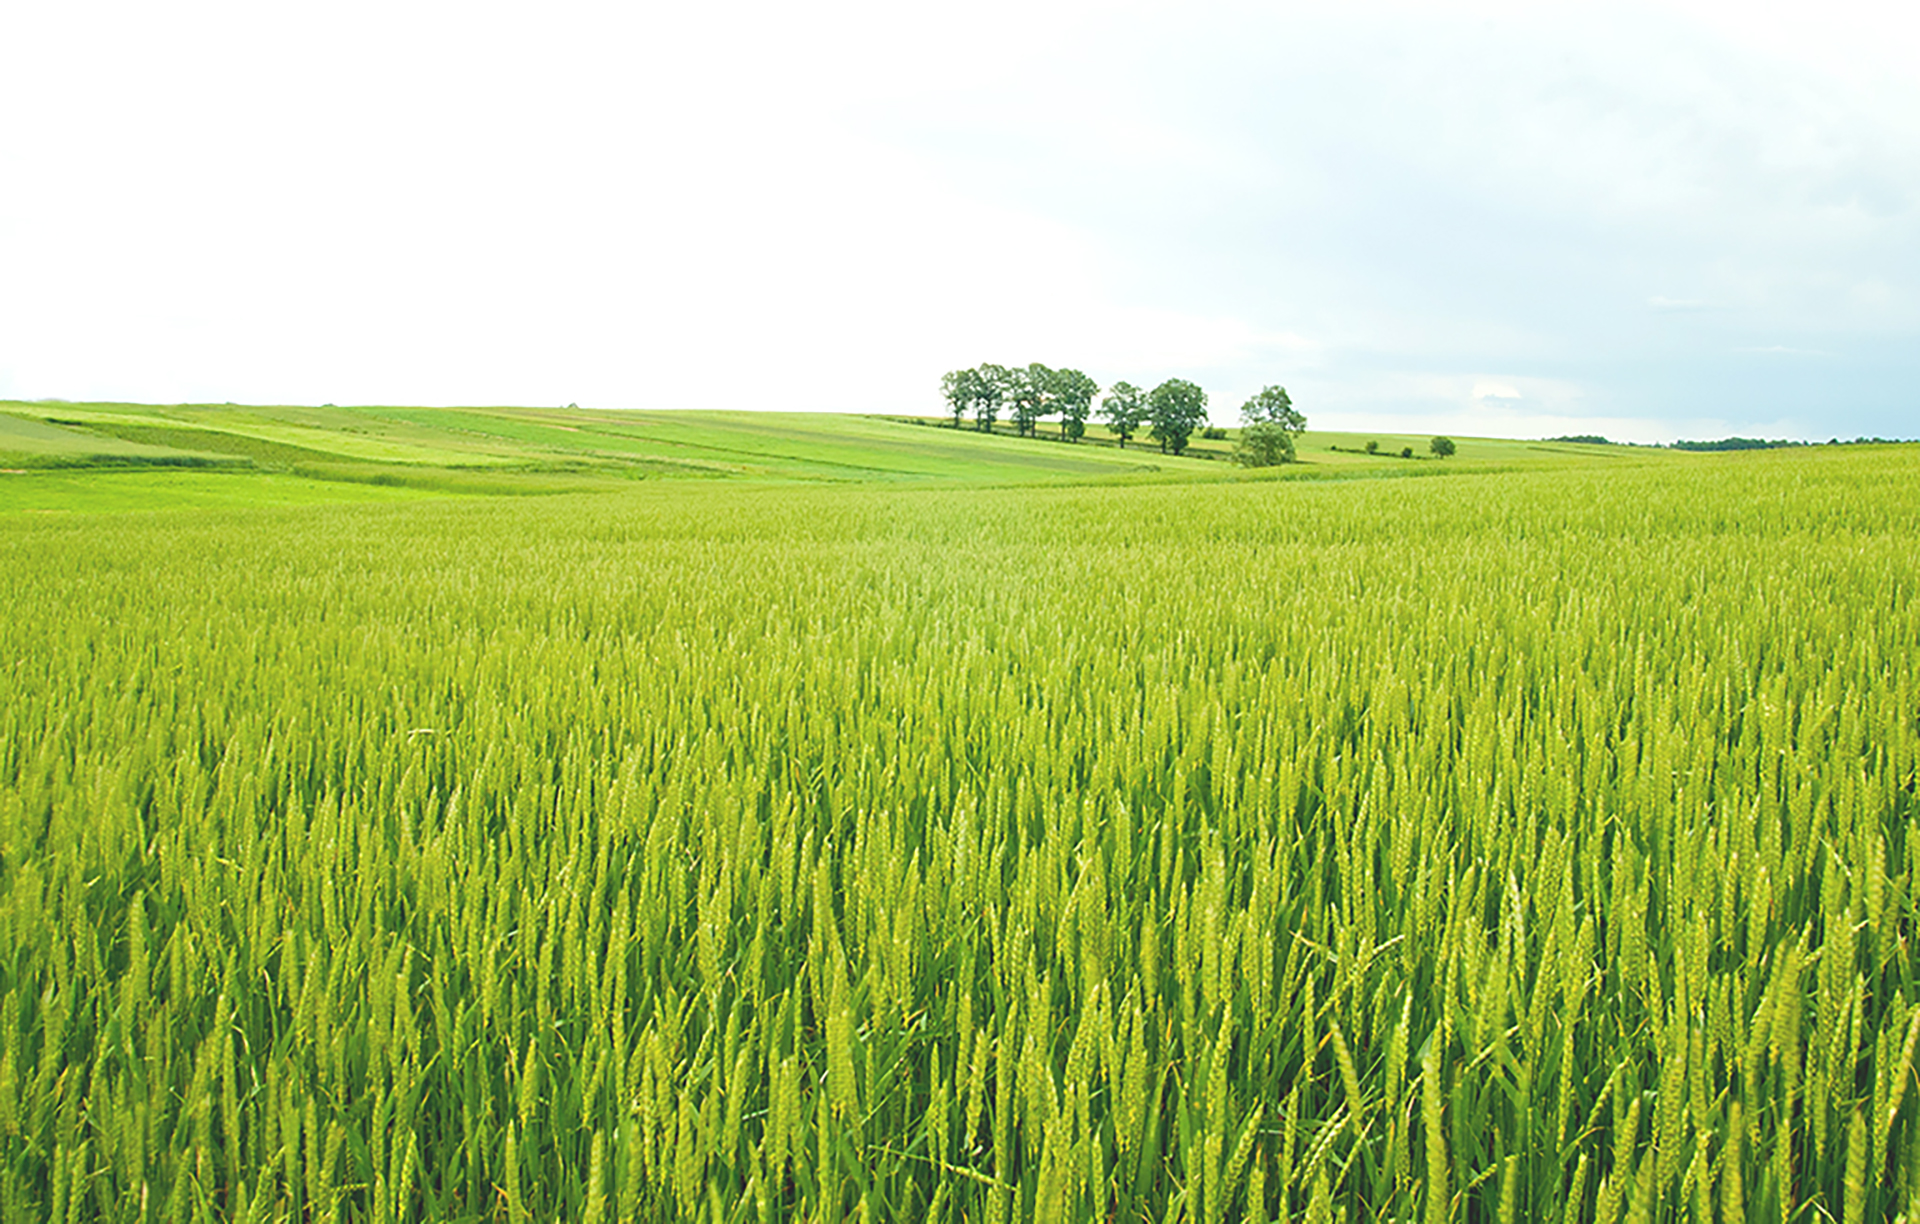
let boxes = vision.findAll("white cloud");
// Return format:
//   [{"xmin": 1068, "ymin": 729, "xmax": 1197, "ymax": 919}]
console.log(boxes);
[{"xmin": 1, "ymin": 0, "xmax": 1916, "ymax": 433}]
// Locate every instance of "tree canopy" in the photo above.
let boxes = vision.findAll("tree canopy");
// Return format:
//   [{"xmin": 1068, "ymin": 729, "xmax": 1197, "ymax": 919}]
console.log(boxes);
[
  {"xmin": 1099, "ymin": 382, "xmax": 1149, "ymax": 448},
  {"xmin": 1050, "ymin": 368, "xmax": 1099, "ymax": 442},
  {"xmin": 970, "ymin": 364, "xmax": 1009, "ymax": 431},
  {"xmin": 939, "ymin": 369, "xmax": 976, "ymax": 429},
  {"xmin": 1009, "ymin": 364, "xmax": 1052, "ymax": 437},
  {"xmin": 1234, "ymin": 384, "xmax": 1306, "ymax": 467},
  {"xmin": 1242, "ymin": 385, "xmax": 1304, "ymax": 432},
  {"xmin": 1147, "ymin": 379, "xmax": 1208, "ymax": 455}
]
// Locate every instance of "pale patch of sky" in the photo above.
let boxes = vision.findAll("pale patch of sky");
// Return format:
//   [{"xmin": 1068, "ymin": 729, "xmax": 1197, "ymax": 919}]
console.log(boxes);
[{"xmin": 0, "ymin": 0, "xmax": 1914, "ymax": 439}]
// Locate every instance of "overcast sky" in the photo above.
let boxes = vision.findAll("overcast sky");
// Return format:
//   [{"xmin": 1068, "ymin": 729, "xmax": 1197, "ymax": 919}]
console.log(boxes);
[{"xmin": 3, "ymin": 1, "xmax": 1916, "ymax": 440}]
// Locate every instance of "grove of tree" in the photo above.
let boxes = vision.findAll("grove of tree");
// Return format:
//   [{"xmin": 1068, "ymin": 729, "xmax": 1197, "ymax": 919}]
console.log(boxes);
[
  {"xmin": 941, "ymin": 368, "xmax": 1299, "ymax": 460},
  {"xmin": 940, "ymin": 364, "xmax": 1101, "ymax": 439}
]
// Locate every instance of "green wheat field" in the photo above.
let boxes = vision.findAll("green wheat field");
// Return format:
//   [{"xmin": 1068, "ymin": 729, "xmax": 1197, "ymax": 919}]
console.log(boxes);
[{"xmin": 1, "ymin": 401, "xmax": 1916, "ymax": 1222}]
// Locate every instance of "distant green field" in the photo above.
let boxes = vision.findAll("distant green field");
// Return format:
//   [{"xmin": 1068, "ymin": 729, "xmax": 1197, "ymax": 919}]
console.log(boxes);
[
  {"xmin": 0, "ymin": 409, "xmax": 238, "ymax": 469},
  {"xmin": 0, "ymin": 400, "xmax": 1692, "ymax": 516},
  {"xmin": 0, "ymin": 402, "xmax": 1242, "ymax": 508},
  {"xmin": 0, "ymin": 469, "xmax": 442, "ymax": 514}
]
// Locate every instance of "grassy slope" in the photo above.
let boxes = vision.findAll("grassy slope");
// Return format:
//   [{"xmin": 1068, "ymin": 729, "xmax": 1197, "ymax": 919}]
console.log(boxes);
[
  {"xmin": 2, "ymin": 399, "xmax": 1684, "ymax": 514},
  {"xmin": 0, "ymin": 410, "xmax": 240, "ymax": 467},
  {"xmin": 0, "ymin": 470, "xmax": 445, "ymax": 514},
  {"xmin": 1, "ymin": 401, "xmax": 1229, "ymax": 504}
]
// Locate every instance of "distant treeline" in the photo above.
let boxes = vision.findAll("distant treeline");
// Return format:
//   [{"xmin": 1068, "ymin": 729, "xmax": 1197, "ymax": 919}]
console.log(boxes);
[
  {"xmin": 1669, "ymin": 437, "xmax": 1805, "ymax": 451},
  {"xmin": 939, "ymin": 363, "xmax": 1217, "ymax": 455},
  {"xmin": 1548, "ymin": 434, "xmax": 1912, "ymax": 449},
  {"xmin": 940, "ymin": 364, "xmax": 1310, "ymax": 461}
]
